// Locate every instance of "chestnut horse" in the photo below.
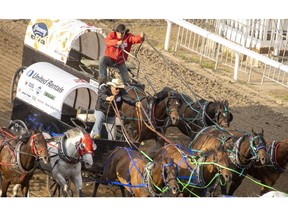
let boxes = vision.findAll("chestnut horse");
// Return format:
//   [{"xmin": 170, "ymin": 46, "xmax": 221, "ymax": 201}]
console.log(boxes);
[
  {"xmin": 189, "ymin": 125, "xmax": 269, "ymax": 196},
  {"xmin": 153, "ymin": 143, "xmax": 233, "ymax": 197},
  {"xmin": 92, "ymin": 147, "xmax": 179, "ymax": 197},
  {"xmin": 229, "ymin": 138, "xmax": 288, "ymax": 195},
  {"xmin": 176, "ymin": 93, "xmax": 233, "ymax": 139},
  {"xmin": 0, "ymin": 128, "xmax": 50, "ymax": 197},
  {"xmin": 121, "ymin": 86, "xmax": 181, "ymax": 144}
]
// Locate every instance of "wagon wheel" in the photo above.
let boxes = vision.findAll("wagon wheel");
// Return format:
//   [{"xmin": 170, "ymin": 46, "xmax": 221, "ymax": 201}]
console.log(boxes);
[
  {"xmin": 46, "ymin": 175, "xmax": 73, "ymax": 197},
  {"xmin": 7, "ymin": 119, "xmax": 29, "ymax": 135},
  {"xmin": 10, "ymin": 66, "xmax": 27, "ymax": 105}
]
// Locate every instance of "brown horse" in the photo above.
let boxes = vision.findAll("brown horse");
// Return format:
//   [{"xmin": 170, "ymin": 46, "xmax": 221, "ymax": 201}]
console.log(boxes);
[
  {"xmin": 92, "ymin": 147, "xmax": 179, "ymax": 197},
  {"xmin": 176, "ymin": 93, "xmax": 233, "ymax": 139},
  {"xmin": 121, "ymin": 86, "xmax": 181, "ymax": 144},
  {"xmin": 189, "ymin": 125, "xmax": 269, "ymax": 196},
  {"xmin": 228, "ymin": 138, "xmax": 288, "ymax": 195},
  {"xmin": 0, "ymin": 128, "xmax": 50, "ymax": 197},
  {"xmin": 153, "ymin": 143, "xmax": 233, "ymax": 197}
]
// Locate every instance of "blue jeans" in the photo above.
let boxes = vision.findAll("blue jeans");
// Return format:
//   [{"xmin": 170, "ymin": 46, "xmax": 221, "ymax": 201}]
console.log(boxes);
[
  {"xmin": 99, "ymin": 56, "xmax": 130, "ymax": 84},
  {"xmin": 90, "ymin": 110, "xmax": 119, "ymax": 140}
]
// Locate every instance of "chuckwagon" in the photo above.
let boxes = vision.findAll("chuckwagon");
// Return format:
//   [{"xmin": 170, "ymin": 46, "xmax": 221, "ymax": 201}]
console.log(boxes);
[{"xmin": 9, "ymin": 19, "xmax": 140, "ymax": 197}]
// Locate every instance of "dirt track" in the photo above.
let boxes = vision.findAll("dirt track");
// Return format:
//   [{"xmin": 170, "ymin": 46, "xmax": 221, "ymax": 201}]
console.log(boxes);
[{"xmin": 1, "ymin": 19, "xmax": 288, "ymax": 197}]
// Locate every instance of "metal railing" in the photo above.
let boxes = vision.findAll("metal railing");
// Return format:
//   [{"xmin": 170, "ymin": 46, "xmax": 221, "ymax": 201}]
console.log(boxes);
[{"xmin": 165, "ymin": 19, "xmax": 288, "ymax": 88}]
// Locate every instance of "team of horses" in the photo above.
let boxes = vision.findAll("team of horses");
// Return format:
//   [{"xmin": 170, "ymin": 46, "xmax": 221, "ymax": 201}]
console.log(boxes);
[{"xmin": 1, "ymin": 84, "xmax": 287, "ymax": 197}]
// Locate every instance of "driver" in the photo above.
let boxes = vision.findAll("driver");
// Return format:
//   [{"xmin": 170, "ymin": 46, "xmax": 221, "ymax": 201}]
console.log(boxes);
[
  {"xmin": 90, "ymin": 78, "xmax": 140, "ymax": 140},
  {"xmin": 98, "ymin": 24, "xmax": 144, "ymax": 85}
]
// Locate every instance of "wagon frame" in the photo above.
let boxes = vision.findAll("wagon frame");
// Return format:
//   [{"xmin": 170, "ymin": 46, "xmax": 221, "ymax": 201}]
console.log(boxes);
[{"xmin": 9, "ymin": 19, "xmax": 140, "ymax": 197}]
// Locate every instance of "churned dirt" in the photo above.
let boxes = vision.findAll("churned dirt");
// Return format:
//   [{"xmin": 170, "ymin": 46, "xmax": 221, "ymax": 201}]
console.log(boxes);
[{"xmin": 1, "ymin": 19, "xmax": 288, "ymax": 197}]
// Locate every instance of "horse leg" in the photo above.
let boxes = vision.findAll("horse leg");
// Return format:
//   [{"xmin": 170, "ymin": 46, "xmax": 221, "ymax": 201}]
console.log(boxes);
[
  {"xmin": 55, "ymin": 175, "xmax": 71, "ymax": 197},
  {"xmin": 1, "ymin": 179, "xmax": 11, "ymax": 197},
  {"xmin": 120, "ymin": 185, "xmax": 127, "ymax": 197},
  {"xmin": 71, "ymin": 174, "xmax": 83, "ymax": 197},
  {"xmin": 0, "ymin": 175, "xmax": 2, "ymax": 196},
  {"xmin": 92, "ymin": 182, "xmax": 100, "ymax": 197},
  {"xmin": 11, "ymin": 184, "xmax": 21, "ymax": 197},
  {"xmin": 21, "ymin": 184, "xmax": 30, "ymax": 197},
  {"xmin": 227, "ymin": 179, "xmax": 243, "ymax": 196}
]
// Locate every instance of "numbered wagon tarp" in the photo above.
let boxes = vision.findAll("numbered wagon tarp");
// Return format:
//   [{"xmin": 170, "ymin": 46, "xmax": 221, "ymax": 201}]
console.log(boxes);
[
  {"xmin": 16, "ymin": 62, "xmax": 98, "ymax": 120},
  {"xmin": 24, "ymin": 19, "xmax": 106, "ymax": 64}
]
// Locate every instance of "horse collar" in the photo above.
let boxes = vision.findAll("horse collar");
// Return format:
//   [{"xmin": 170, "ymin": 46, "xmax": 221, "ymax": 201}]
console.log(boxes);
[
  {"xmin": 14, "ymin": 141, "xmax": 37, "ymax": 176},
  {"xmin": 58, "ymin": 135, "xmax": 79, "ymax": 164},
  {"xmin": 268, "ymin": 141, "xmax": 285, "ymax": 173},
  {"xmin": 144, "ymin": 162, "xmax": 163, "ymax": 197},
  {"xmin": 201, "ymin": 101, "xmax": 213, "ymax": 127},
  {"xmin": 231, "ymin": 136, "xmax": 253, "ymax": 170}
]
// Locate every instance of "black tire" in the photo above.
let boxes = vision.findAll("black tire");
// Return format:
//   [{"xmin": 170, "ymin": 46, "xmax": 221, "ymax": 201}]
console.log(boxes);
[{"xmin": 10, "ymin": 66, "xmax": 27, "ymax": 105}]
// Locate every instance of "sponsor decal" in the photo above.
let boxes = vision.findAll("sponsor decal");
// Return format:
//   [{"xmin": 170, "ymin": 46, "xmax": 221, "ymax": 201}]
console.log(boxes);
[
  {"xmin": 28, "ymin": 82, "xmax": 34, "ymax": 91},
  {"xmin": 37, "ymin": 98, "xmax": 44, "ymax": 104},
  {"xmin": 44, "ymin": 102, "xmax": 58, "ymax": 112},
  {"xmin": 30, "ymin": 22, "xmax": 48, "ymax": 46},
  {"xmin": 27, "ymin": 70, "xmax": 34, "ymax": 77},
  {"xmin": 32, "ymin": 23, "xmax": 48, "ymax": 37},
  {"xmin": 44, "ymin": 91, "xmax": 55, "ymax": 100},
  {"xmin": 36, "ymin": 86, "xmax": 42, "ymax": 95},
  {"xmin": 22, "ymin": 91, "xmax": 31, "ymax": 98},
  {"xmin": 26, "ymin": 71, "xmax": 64, "ymax": 93},
  {"xmin": 74, "ymin": 78, "xmax": 88, "ymax": 83}
]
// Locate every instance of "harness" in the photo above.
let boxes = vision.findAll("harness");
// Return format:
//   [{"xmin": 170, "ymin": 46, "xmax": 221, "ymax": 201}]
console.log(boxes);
[
  {"xmin": 57, "ymin": 136, "xmax": 80, "ymax": 164},
  {"xmin": 0, "ymin": 134, "xmax": 37, "ymax": 183},
  {"xmin": 13, "ymin": 141, "xmax": 37, "ymax": 181},
  {"xmin": 268, "ymin": 141, "xmax": 286, "ymax": 173}
]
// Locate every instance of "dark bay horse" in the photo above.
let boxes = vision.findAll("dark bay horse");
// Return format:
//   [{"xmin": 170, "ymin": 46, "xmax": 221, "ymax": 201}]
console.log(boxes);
[
  {"xmin": 92, "ymin": 147, "xmax": 179, "ymax": 197},
  {"xmin": 0, "ymin": 128, "xmax": 50, "ymax": 197},
  {"xmin": 189, "ymin": 125, "xmax": 269, "ymax": 196},
  {"xmin": 153, "ymin": 143, "xmax": 233, "ymax": 197},
  {"xmin": 176, "ymin": 93, "xmax": 233, "ymax": 139},
  {"xmin": 229, "ymin": 138, "xmax": 288, "ymax": 195},
  {"xmin": 121, "ymin": 86, "xmax": 181, "ymax": 144}
]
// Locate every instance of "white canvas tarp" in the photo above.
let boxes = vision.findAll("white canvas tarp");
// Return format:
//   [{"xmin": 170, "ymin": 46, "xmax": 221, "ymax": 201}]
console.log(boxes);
[
  {"xmin": 16, "ymin": 62, "xmax": 98, "ymax": 119},
  {"xmin": 24, "ymin": 19, "xmax": 106, "ymax": 64}
]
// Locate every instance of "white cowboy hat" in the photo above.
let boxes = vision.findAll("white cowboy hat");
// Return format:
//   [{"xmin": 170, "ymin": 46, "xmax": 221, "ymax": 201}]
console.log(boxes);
[{"xmin": 106, "ymin": 78, "xmax": 125, "ymax": 89}]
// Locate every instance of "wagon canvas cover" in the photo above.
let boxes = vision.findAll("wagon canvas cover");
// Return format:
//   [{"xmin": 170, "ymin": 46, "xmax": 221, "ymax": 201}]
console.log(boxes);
[
  {"xmin": 16, "ymin": 62, "xmax": 98, "ymax": 119},
  {"xmin": 24, "ymin": 19, "xmax": 106, "ymax": 64}
]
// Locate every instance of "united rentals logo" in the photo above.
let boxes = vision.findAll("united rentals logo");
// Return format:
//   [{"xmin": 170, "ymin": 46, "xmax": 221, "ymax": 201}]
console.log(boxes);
[{"xmin": 26, "ymin": 70, "xmax": 64, "ymax": 93}]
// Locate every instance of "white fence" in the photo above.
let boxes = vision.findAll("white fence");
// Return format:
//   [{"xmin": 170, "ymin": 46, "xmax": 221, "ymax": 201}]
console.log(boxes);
[{"xmin": 165, "ymin": 19, "xmax": 288, "ymax": 88}]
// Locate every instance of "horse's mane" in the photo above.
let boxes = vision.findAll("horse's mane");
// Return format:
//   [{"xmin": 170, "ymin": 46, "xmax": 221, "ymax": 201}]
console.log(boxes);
[
  {"xmin": 154, "ymin": 86, "xmax": 179, "ymax": 102},
  {"xmin": 64, "ymin": 127, "xmax": 84, "ymax": 138}
]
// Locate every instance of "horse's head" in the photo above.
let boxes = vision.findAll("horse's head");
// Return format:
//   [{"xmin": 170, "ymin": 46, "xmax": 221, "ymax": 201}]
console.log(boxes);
[
  {"xmin": 65, "ymin": 128, "xmax": 96, "ymax": 169},
  {"xmin": 214, "ymin": 100, "xmax": 233, "ymax": 127},
  {"xmin": 28, "ymin": 129, "xmax": 50, "ymax": 164},
  {"xmin": 250, "ymin": 128, "xmax": 268, "ymax": 165},
  {"xmin": 161, "ymin": 157, "xmax": 180, "ymax": 196},
  {"xmin": 166, "ymin": 89, "xmax": 182, "ymax": 125},
  {"xmin": 154, "ymin": 87, "xmax": 181, "ymax": 126},
  {"xmin": 212, "ymin": 146, "xmax": 233, "ymax": 183},
  {"xmin": 201, "ymin": 146, "xmax": 233, "ymax": 184}
]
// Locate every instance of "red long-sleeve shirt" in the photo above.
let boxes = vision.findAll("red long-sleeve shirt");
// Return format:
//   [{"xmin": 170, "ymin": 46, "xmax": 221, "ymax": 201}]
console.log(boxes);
[{"xmin": 104, "ymin": 31, "xmax": 143, "ymax": 65}]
